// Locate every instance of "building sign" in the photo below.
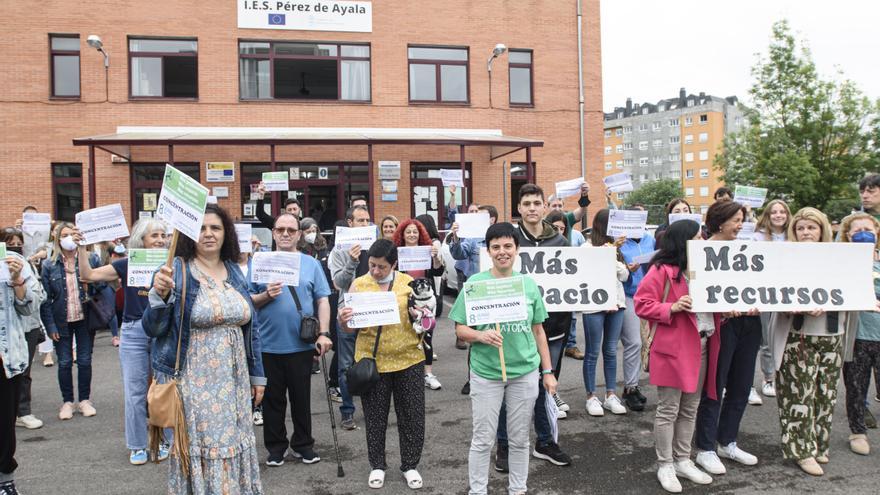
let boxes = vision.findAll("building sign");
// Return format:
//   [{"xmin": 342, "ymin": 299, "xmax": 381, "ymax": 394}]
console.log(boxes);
[
  {"xmin": 206, "ymin": 162, "xmax": 235, "ymax": 182},
  {"xmin": 237, "ymin": 0, "xmax": 373, "ymax": 33},
  {"xmin": 378, "ymin": 161, "xmax": 401, "ymax": 180}
]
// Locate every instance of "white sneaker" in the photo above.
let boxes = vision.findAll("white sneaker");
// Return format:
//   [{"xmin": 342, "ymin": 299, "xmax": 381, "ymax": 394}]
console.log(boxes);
[
  {"xmin": 761, "ymin": 381, "xmax": 776, "ymax": 398},
  {"xmin": 15, "ymin": 415, "xmax": 44, "ymax": 429},
  {"xmin": 553, "ymin": 393, "xmax": 570, "ymax": 412},
  {"xmin": 748, "ymin": 387, "xmax": 762, "ymax": 406},
  {"xmin": 657, "ymin": 464, "xmax": 682, "ymax": 493},
  {"xmin": 602, "ymin": 394, "xmax": 627, "ymax": 415},
  {"xmin": 556, "ymin": 408, "xmax": 568, "ymax": 419},
  {"xmin": 674, "ymin": 459, "xmax": 713, "ymax": 485},
  {"xmin": 586, "ymin": 396, "xmax": 604, "ymax": 416},
  {"xmin": 718, "ymin": 442, "xmax": 758, "ymax": 466},
  {"xmin": 253, "ymin": 410, "xmax": 264, "ymax": 426},
  {"xmin": 424, "ymin": 373, "xmax": 442, "ymax": 390},
  {"xmin": 695, "ymin": 450, "xmax": 726, "ymax": 475}
]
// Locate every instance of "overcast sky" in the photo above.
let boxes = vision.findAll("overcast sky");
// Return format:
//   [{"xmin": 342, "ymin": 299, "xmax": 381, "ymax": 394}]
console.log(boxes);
[{"xmin": 600, "ymin": 0, "xmax": 880, "ymax": 112}]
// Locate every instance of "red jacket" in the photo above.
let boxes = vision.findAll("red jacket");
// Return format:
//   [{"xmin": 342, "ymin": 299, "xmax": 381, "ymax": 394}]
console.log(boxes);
[{"xmin": 634, "ymin": 264, "xmax": 720, "ymax": 398}]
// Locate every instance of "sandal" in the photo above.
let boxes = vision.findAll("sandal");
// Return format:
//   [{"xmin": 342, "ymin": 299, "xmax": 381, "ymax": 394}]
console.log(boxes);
[
  {"xmin": 402, "ymin": 469, "xmax": 423, "ymax": 490},
  {"xmin": 368, "ymin": 469, "xmax": 385, "ymax": 489}
]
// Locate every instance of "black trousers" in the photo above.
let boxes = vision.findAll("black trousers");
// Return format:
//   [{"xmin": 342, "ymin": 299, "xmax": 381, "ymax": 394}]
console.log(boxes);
[
  {"xmin": 844, "ymin": 339, "xmax": 880, "ymax": 434},
  {"xmin": 262, "ymin": 351, "xmax": 315, "ymax": 455},
  {"xmin": 361, "ymin": 362, "xmax": 425, "ymax": 472},
  {"xmin": 16, "ymin": 328, "xmax": 40, "ymax": 417},
  {"xmin": 1, "ymin": 371, "xmax": 21, "ymax": 477}
]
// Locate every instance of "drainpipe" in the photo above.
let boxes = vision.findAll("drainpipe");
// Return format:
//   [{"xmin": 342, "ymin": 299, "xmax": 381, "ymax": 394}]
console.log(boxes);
[{"xmin": 576, "ymin": 0, "xmax": 587, "ymax": 226}]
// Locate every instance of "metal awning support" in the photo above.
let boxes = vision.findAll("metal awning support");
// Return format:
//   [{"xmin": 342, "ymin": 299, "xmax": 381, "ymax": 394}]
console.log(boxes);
[
  {"xmin": 367, "ymin": 144, "xmax": 374, "ymax": 220},
  {"xmin": 270, "ymin": 144, "xmax": 278, "ymax": 217},
  {"xmin": 460, "ymin": 145, "xmax": 466, "ymax": 206},
  {"xmin": 88, "ymin": 146, "xmax": 96, "ymax": 209},
  {"xmin": 526, "ymin": 147, "xmax": 533, "ymax": 184},
  {"xmin": 490, "ymin": 146, "xmax": 525, "ymax": 161}
]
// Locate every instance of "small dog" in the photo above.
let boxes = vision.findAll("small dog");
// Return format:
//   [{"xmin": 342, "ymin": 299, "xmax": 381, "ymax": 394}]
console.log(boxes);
[{"xmin": 408, "ymin": 278, "xmax": 437, "ymax": 336}]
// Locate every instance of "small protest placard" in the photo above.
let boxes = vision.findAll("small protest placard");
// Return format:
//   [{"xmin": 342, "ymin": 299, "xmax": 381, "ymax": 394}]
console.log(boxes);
[
  {"xmin": 440, "ymin": 169, "xmax": 464, "ymax": 187},
  {"xmin": 554, "ymin": 177, "xmax": 584, "ymax": 200},
  {"xmin": 127, "ymin": 249, "xmax": 169, "ymax": 287},
  {"xmin": 603, "ymin": 172, "xmax": 634, "ymax": 193},
  {"xmin": 75, "ymin": 204, "xmax": 130, "ymax": 245},
  {"xmin": 463, "ymin": 277, "xmax": 528, "ymax": 327},
  {"xmin": 607, "ymin": 210, "xmax": 648, "ymax": 239},
  {"xmin": 398, "ymin": 246, "xmax": 433, "ymax": 271},
  {"xmin": 455, "ymin": 212, "xmax": 491, "ymax": 239},
  {"xmin": 334, "ymin": 226, "xmax": 377, "ymax": 251},
  {"xmin": 262, "ymin": 171, "xmax": 289, "ymax": 192},
  {"xmin": 155, "ymin": 164, "xmax": 209, "ymax": 242},
  {"xmin": 344, "ymin": 291, "xmax": 401, "ymax": 328},
  {"xmin": 251, "ymin": 251, "xmax": 302, "ymax": 286},
  {"xmin": 235, "ymin": 224, "xmax": 253, "ymax": 253},
  {"xmin": 733, "ymin": 185, "xmax": 768, "ymax": 208}
]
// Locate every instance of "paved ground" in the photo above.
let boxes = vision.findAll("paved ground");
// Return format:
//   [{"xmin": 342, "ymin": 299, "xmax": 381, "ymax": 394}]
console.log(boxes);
[{"xmin": 13, "ymin": 301, "xmax": 880, "ymax": 494}]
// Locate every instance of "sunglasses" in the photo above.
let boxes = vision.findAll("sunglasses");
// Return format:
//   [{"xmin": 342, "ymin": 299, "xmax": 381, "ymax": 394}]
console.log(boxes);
[{"xmin": 273, "ymin": 227, "xmax": 299, "ymax": 235}]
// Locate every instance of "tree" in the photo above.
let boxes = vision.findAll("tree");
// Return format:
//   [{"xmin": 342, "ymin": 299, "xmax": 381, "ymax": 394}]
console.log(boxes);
[
  {"xmin": 623, "ymin": 179, "xmax": 682, "ymax": 225},
  {"xmin": 716, "ymin": 20, "xmax": 879, "ymax": 212}
]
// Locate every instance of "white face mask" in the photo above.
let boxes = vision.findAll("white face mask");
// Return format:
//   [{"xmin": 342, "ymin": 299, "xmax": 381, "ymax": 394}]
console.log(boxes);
[
  {"xmin": 60, "ymin": 235, "xmax": 78, "ymax": 252},
  {"xmin": 376, "ymin": 272, "xmax": 394, "ymax": 284},
  {"xmin": 304, "ymin": 232, "xmax": 317, "ymax": 244}
]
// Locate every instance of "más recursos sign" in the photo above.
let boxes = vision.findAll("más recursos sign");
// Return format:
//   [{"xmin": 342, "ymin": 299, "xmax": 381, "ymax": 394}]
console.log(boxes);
[{"xmin": 238, "ymin": 0, "xmax": 372, "ymax": 32}]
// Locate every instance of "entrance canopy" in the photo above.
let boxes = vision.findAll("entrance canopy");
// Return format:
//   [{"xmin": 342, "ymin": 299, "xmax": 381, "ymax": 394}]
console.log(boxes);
[{"xmin": 72, "ymin": 126, "xmax": 543, "ymax": 216}]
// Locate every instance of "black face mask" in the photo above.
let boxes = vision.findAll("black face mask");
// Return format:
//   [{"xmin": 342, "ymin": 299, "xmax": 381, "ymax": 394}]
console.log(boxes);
[{"xmin": 7, "ymin": 246, "xmax": 22, "ymax": 255}]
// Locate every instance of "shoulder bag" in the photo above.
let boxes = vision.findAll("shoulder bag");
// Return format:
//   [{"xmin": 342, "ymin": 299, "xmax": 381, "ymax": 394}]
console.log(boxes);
[
  {"xmin": 345, "ymin": 276, "xmax": 394, "ymax": 396},
  {"xmin": 147, "ymin": 259, "xmax": 191, "ymax": 473},
  {"xmin": 290, "ymin": 287, "xmax": 321, "ymax": 344},
  {"xmin": 640, "ymin": 276, "xmax": 671, "ymax": 373}
]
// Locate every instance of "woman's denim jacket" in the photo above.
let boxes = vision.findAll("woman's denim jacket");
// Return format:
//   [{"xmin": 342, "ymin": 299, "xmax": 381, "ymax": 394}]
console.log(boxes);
[
  {"xmin": 142, "ymin": 257, "xmax": 266, "ymax": 386},
  {"xmin": 39, "ymin": 253, "xmax": 103, "ymax": 337},
  {"xmin": 0, "ymin": 253, "xmax": 39, "ymax": 378}
]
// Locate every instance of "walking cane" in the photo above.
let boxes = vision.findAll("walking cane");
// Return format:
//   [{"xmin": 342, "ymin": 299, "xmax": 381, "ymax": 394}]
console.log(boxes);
[{"xmin": 318, "ymin": 345, "xmax": 345, "ymax": 477}]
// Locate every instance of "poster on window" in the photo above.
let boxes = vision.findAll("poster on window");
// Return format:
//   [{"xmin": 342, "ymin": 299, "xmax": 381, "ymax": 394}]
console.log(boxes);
[{"xmin": 237, "ymin": 0, "xmax": 373, "ymax": 33}]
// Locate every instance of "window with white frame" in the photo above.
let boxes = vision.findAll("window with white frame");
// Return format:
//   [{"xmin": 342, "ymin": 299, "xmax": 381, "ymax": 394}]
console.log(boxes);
[
  {"xmin": 623, "ymin": 126, "xmax": 632, "ymax": 134},
  {"xmin": 669, "ymin": 135, "xmax": 680, "ymax": 144},
  {"xmin": 616, "ymin": 144, "xmax": 623, "ymax": 153},
  {"xmin": 653, "ymin": 155, "xmax": 663, "ymax": 165},
  {"xmin": 604, "ymin": 162, "xmax": 612, "ymax": 170},
  {"xmin": 698, "ymin": 132, "xmax": 708, "ymax": 143},
  {"xmin": 669, "ymin": 153, "xmax": 680, "ymax": 162},
  {"xmin": 687, "ymin": 99, "xmax": 694, "ymax": 107},
  {"xmin": 604, "ymin": 146, "xmax": 612, "ymax": 155},
  {"xmin": 642, "ymin": 107, "xmax": 649, "ymax": 115},
  {"xmin": 638, "ymin": 141, "xmax": 648, "ymax": 150},
  {"xmin": 638, "ymin": 123, "xmax": 648, "ymax": 132},
  {"xmin": 624, "ymin": 142, "xmax": 633, "ymax": 150},
  {"xmin": 669, "ymin": 170, "xmax": 681, "ymax": 179},
  {"xmin": 685, "ymin": 116, "xmax": 693, "ymax": 127},
  {"xmin": 685, "ymin": 152, "xmax": 694, "ymax": 162},
  {"xmin": 700, "ymin": 114, "xmax": 708, "ymax": 124},
  {"xmin": 686, "ymin": 169, "xmax": 694, "ymax": 179},
  {"xmin": 685, "ymin": 187, "xmax": 694, "ymax": 196},
  {"xmin": 669, "ymin": 118, "xmax": 679, "ymax": 127},
  {"xmin": 699, "ymin": 150, "xmax": 709, "ymax": 161},
  {"xmin": 640, "ymin": 173, "xmax": 648, "ymax": 181},
  {"xmin": 684, "ymin": 134, "xmax": 693, "ymax": 144},
  {"xmin": 652, "ymin": 121, "xmax": 661, "ymax": 131},
  {"xmin": 616, "ymin": 160, "xmax": 623, "ymax": 168},
  {"xmin": 604, "ymin": 130, "xmax": 611, "ymax": 138},
  {"xmin": 699, "ymin": 168, "xmax": 709, "ymax": 178},
  {"xmin": 615, "ymin": 128, "xmax": 622, "ymax": 136},
  {"xmin": 653, "ymin": 138, "xmax": 662, "ymax": 148},
  {"xmin": 699, "ymin": 186, "xmax": 709, "ymax": 197},
  {"xmin": 623, "ymin": 159, "xmax": 633, "ymax": 166},
  {"xmin": 639, "ymin": 157, "xmax": 649, "ymax": 166}
]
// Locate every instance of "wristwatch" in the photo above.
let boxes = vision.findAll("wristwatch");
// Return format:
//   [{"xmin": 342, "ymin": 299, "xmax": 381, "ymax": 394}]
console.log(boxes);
[
  {"xmin": 540, "ymin": 369, "xmax": 553, "ymax": 376},
  {"xmin": 317, "ymin": 331, "xmax": 331, "ymax": 338}
]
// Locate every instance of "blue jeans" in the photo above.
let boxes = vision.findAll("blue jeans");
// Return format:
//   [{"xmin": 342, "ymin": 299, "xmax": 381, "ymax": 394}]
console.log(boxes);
[
  {"xmin": 566, "ymin": 317, "xmax": 578, "ymax": 349},
  {"xmin": 336, "ymin": 323, "xmax": 357, "ymax": 416},
  {"xmin": 583, "ymin": 310, "xmax": 625, "ymax": 394},
  {"xmin": 55, "ymin": 320, "xmax": 93, "ymax": 403},
  {"xmin": 119, "ymin": 319, "xmax": 152, "ymax": 450}
]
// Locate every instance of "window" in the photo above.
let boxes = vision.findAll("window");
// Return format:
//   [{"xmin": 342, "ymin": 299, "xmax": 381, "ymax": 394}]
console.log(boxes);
[
  {"xmin": 658, "ymin": 104, "xmax": 666, "ymax": 111},
  {"xmin": 508, "ymin": 49, "xmax": 532, "ymax": 105},
  {"xmin": 698, "ymin": 132, "xmax": 708, "ymax": 143},
  {"xmin": 617, "ymin": 112, "xmax": 623, "ymax": 119},
  {"xmin": 699, "ymin": 186, "xmax": 709, "ymax": 197},
  {"xmin": 642, "ymin": 107, "xmax": 649, "ymax": 115},
  {"xmin": 129, "ymin": 38, "xmax": 198, "ymax": 98},
  {"xmin": 699, "ymin": 168, "xmax": 709, "ymax": 178},
  {"xmin": 653, "ymin": 139, "xmax": 662, "ymax": 148},
  {"xmin": 684, "ymin": 134, "xmax": 693, "ymax": 144},
  {"xmin": 50, "ymin": 35, "xmax": 80, "ymax": 98},
  {"xmin": 652, "ymin": 121, "xmax": 661, "ymax": 131},
  {"xmin": 604, "ymin": 146, "xmax": 612, "ymax": 155},
  {"xmin": 685, "ymin": 116, "xmax": 693, "ymax": 127},
  {"xmin": 638, "ymin": 141, "xmax": 648, "ymax": 150},
  {"xmin": 669, "ymin": 135, "xmax": 680, "ymax": 144},
  {"xmin": 735, "ymin": 116, "xmax": 742, "ymax": 126},
  {"xmin": 669, "ymin": 153, "xmax": 681, "ymax": 162},
  {"xmin": 668, "ymin": 118, "xmax": 679, "ymax": 127},
  {"xmin": 132, "ymin": 164, "xmax": 199, "ymax": 220},
  {"xmin": 623, "ymin": 126, "xmax": 632, "ymax": 134},
  {"xmin": 604, "ymin": 161, "xmax": 612, "ymax": 170},
  {"xmin": 623, "ymin": 143, "xmax": 633, "ymax": 151},
  {"xmin": 615, "ymin": 129, "xmax": 622, "ymax": 136},
  {"xmin": 239, "ymin": 41, "xmax": 370, "ymax": 101},
  {"xmin": 408, "ymin": 46, "xmax": 468, "ymax": 103},
  {"xmin": 687, "ymin": 99, "xmax": 695, "ymax": 107},
  {"xmin": 653, "ymin": 155, "xmax": 663, "ymax": 165},
  {"xmin": 639, "ymin": 173, "xmax": 648, "ymax": 181},
  {"xmin": 616, "ymin": 160, "xmax": 623, "ymax": 168},
  {"xmin": 669, "ymin": 170, "xmax": 681, "ymax": 179},
  {"xmin": 604, "ymin": 130, "xmax": 611, "ymax": 138},
  {"xmin": 638, "ymin": 123, "xmax": 648, "ymax": 132},
  {"xmin": 699, "ymin": 114, "xmax": 708, "ymax": 124},
  {"xmin": 685, "ymin": 152, "xmax": 694, "ymax": 162},
  {"xmin": 52, "ymin": 163, "xmax": 82, "ymax": 221},
  {"xmin": 623, "ymin": 159, "xmax": 633, "ymax": 166},
  {"xmin": 685, "ymin": 169, "xmax": 694, "ymax": 179},
  {"xmin": 685, "ymin": 187, "xmax": 694, "ymax": 197},
  {"xmin": 699, "ymin": 150, "xmax": 709, "ymax": 161},
  {"xmin": 639, "ymin": 157, "xmax": 649, "ymax": 166}
]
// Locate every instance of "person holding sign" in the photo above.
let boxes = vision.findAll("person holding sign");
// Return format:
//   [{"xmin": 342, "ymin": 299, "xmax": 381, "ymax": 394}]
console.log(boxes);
[
  {"xmin": 248, "ymin": 213, "xmax": 332, "ymax": 467},
  {"xmin": 840, "ymin": 213, "xmax": 880, "ymax": 456},
  {"xmin": 635, "ymin": 220, "xmax": 722, "ymax": 493},
  {"xmin": 338, "ymin": 240, "xmax": 426, "ymax": 490},
  {"xmin": 767, "ymin": 208, "xmax": 857, "ymax": 476},
  {"xmin": 75, "ymin": 218, "xmax": 171, "ymax": 466},
  {"xmin": 39, "ymin": 222, "xmax": 106, "ymax": 421},
  {"xmin": 693, "ymin": 201, "xmax": 762, "ymax": 476},
  {"xmin": 392, "ymin": 219, "xmax": 443, "ymax": 391},
  {"xmin": 654, "ymin": 198, "xmax": 694, "ymax": 245},
  {"xmin": 143, "ymin": 205, "xmax": 265, "ymax": 494},
  {"xmin": 449, "ymin": 222, "xmax": 555, "ymax": 495}
]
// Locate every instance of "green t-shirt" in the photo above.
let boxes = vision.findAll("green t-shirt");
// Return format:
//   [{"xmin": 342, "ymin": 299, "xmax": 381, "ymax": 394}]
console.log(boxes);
[
  {"xmin": 449, "ymin": 270, "xmax": 548, "ymax": 381},
  {"xmin": 858, "ymin": 261, "xmax": 880, "ymax": 341}
]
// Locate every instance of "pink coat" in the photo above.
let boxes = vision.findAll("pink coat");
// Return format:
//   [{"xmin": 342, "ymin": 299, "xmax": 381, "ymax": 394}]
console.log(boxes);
[{"xmin": 634, "ymin": 264, "xmax": 721, "ymax": 399}]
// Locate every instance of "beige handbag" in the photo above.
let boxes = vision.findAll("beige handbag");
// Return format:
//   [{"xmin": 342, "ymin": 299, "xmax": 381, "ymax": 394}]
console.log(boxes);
[
  {"xmin": 147, "ymin": 259, "xmax": 190, "ymax": 474},
  {"xmin": 640, "ymin": 277, "xmax": 671, "ymax": 373}
]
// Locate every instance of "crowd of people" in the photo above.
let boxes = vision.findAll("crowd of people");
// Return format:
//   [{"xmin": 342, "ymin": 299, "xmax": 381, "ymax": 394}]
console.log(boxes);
[{"xmin": 1, "ymin": 172, "xmax": 879, "ymax": 495}]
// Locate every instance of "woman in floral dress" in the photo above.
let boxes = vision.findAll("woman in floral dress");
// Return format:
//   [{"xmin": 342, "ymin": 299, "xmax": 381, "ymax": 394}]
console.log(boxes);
[{"xmin": 144, "ymin": 204, "xmax": 266, "ymax": 494}]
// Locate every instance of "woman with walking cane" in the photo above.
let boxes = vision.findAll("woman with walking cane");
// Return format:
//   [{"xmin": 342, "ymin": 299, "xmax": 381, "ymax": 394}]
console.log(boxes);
[{"xmin": 449, "ymin": 222, "xmax": 556, "ymax": 495}]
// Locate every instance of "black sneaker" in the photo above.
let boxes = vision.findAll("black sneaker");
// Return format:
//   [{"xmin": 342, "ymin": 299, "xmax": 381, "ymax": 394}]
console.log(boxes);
[
  {"xmin": 293, "ymin": 447, "xmax": 321, "ymax": 464},
  {"xmin": 311, "ymin": 360, "xmax": 321, "ymax": 374},
  {"xmin": 630, "ymin": 385, "xmax": 647, "ymax": 403},
  {"xmin": 266, "ymin": 450, "xmax": 286, "ymax": 467},
  {"xmin": 622, "ymin": 389, "xmax": 645, "ymax": 412},
  {"xmin": 533, "ymin": 442, "xmax": 572, "ymax": 466},
  {"xmin": 461, "ymin": 381, "xmax": 470, "ymax": 395},
  {"xmin": 494, "ymin": 445, "xmax": 509, "ymax": 472},
  {"xmin": 0, "ymin": 481, "xmax": 20, "ymax": 495},
  {"xmin": 341, "ymin": 413, "xmax": 357, "ymax": 430}
]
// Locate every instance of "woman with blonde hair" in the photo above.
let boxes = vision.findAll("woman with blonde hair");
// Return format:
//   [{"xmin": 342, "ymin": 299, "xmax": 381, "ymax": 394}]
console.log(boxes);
[
  {"xmin": 769, "ymin": 207, "xmax": 856, "ymax": 475},
  {"xmin": 839, "ymin": 212, "xmax": 880, "ymax": 456},
  {"xmin": 380, "ymin": 215, "xmax": 399, "ymax": 241}
]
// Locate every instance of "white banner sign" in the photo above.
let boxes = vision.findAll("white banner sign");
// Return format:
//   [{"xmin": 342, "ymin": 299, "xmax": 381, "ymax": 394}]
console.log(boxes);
[
  {"xmin": 607, "ymin": 210, "xmax": 648, "ymax": 239},
  {"xmin": 22, "ymin": 213, "xmax": 51, "ymax": 236},
  {"xmin": 344, "ymin": 291, "xmax": 401, "ymax": 328},
  {"xmin": 75, "ymin": 204, "xmax": 130, "ymax": 245},
  {"xmin": 455, "ymin": 212, "xmax": 491, "ymax": 239},
  {"xmin": 669, "ymin": 213, "xmax": 703, "ymax": 226},
  {"xmin": 397, "ymin": 246, "xmax": 433, "ymax": 272},
  {"xmin": 251, "ymin": 251, "xmax": 302, "ymax": 286},
  {"xmin": 334, "ymin": 226, "xmax": 376, "ymax": 251},
  {"xmin": 238, "ymin": 0, "xmax": 373, "ymax": 32},
  {"xmin": 687, "ymin": 241, "xmax": 876, "ymax": 312},
  {"xmin": 235, "ymin": 224, "xmax": 253, "ymax": 253},
  {"xmin": 603, "ymin": 172, "xmax": 634, "ymax": 193},
  {"xmin": 733, "ymin": 185, "xmax": 768, "ymax": 208},
  {"xmin": 480, "ymin": 247, "xmax": 619, "ymax": 311},
  {"xmin": 127, "ymin": 249, "xmax": 169, "ymax": 287},
  {"xmin": 555, "ymin": 177, "xmax": 584, "ymax": 200},
  {"xmin": 440, "ymin": 169, "xmax": 464, "ymax": 187},
  {"xmin": 262, "ymin": 171, "xmax": 289, "ymax": 192}
]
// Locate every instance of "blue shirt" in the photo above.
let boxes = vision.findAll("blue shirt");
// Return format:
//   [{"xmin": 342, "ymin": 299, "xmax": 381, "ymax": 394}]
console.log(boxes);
[
  {"xmin": 112, "ymin": 258, "xmax": 150, "ymax": 322},
  {"xmin": 619, "ymin": 234, "xmax": 656, "ymax": 297},
  {"xmin": 249, "ymin": 253, "xmax": 331, "ymax": 354}
]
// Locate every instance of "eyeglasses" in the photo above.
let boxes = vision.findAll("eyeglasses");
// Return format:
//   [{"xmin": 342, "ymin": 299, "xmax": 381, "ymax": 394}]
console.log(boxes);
[
  {"xmin": 273, "ymin": 227, "xmax": 299, "ymax": 235},
  {"xmin": 3, "ymin": 227, "xmax": 22, "ymax": 235}
]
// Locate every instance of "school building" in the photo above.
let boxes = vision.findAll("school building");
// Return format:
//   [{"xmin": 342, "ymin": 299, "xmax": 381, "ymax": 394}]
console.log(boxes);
[{"xmin": 0, "ymin": 0, "xmax": 604, "ymax": 230}]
